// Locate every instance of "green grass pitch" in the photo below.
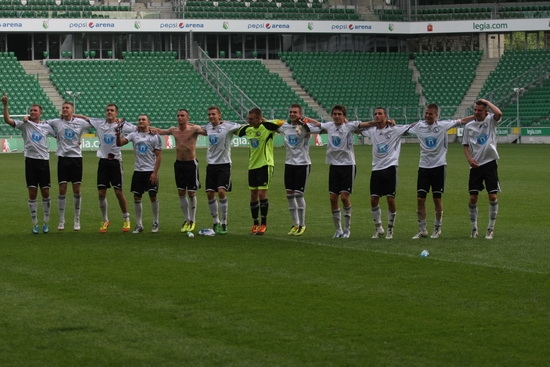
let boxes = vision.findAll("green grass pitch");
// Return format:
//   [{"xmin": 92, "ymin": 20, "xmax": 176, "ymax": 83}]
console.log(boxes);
[{"xmin": 0, "ymin": 143, "xmax": 549, "ymax": 366}]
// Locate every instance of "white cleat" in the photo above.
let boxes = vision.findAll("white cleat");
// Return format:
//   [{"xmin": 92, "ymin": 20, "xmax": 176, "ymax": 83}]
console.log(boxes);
[
  {"xmin": 341, "ymin": 229, "xmax": 351, "ymax": 238},
  {"xmin": 470, "ymin": 229, "xmax": 479, "ymax": 238},
  {"xmin": 332, "ymin": 229, "xmax": 344, "ymax": 238},
  {"xmin": 372, "ymin": 227, "xmax": 385, "ymax": 239},
  {"xmin": 412, "ymin": 230, "xmax": 428, "ymax": 239},
  {"xmin": 386, "ymin": 228, "xmax": 394, "ymax": 240},
  {"xmin": 430, "ymin": 228, "xmax": 441, "ymax": 239},
  {"xmin": 152, "ymin": 222, "xmax": 159, "ymax": 233},
  {"xmin": 73, "ymin": 221, "xmax": 81, "ymax": 231},
  {"xmin": 57, "ymin": 220, "xmax": 65, "ymax": 231},
  {"xmin": 485, "ymin": 229, "xmax": 494, "ymax": 240},
  {"xmin": 132, "ymin": 226, "xmax": 144, "ymax": 234}
]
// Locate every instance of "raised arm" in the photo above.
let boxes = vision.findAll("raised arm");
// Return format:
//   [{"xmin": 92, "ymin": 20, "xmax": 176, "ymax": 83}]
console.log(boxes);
[
  {"xmin": 478, "ymin": 99, "xmax": 502, "ymax": 121},
  {"xmin": 458, "ymin": 115, "xmax": 475, "ymax": 125},
  {"xmin": 2, "ymin": 93, "xmax": 15, "ymax": 127}
]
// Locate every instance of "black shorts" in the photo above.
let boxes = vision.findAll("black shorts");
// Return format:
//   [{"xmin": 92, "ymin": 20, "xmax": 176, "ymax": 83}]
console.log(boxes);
[
  {"xmin": 97, "ymin": 158, "xmax": 124, "ymax": 190},
  {"xmin": 417, "ymin": 165, "xmax": 446, "ymax": 199},
  {"xmin": 131, "ymin": 171, "xmax": 158, "ymax": 196},
  {"xmin": 329, "ymin": 165, "xmax": 355, "ymax": 195},
  {"xmin": 205, "ymin": 163, "xmax": 232, "ymax": 193},
  {"xmin": 58, "ymin": 156, "xmax": 83, "ymax": 184},
  {"xmin": 248, "ymin": 165, "xmax": 273, "ymax": 190},
  {"xmin": 370, "ymin": 165, "xmax": 398, "ymax": 198},
  {"xmin": 285, "ymin": 164, "xmax": 311, "ymax": 193},
  {"xmin": 25, "ymin": 157, "xmax": 51, "ymax": 189},
  {"xmin": 174, "ymin": 159, "xmax": 200, "ymax": 191},
  {"xmin": 468, "ymin": 160, "xmax": 500, "ymax": 195}
]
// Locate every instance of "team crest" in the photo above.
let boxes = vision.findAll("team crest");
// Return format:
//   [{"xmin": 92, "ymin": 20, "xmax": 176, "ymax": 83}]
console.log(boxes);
[{"xmin": 250, "ymin": 138, "xmax": 259, "ymax": 148}]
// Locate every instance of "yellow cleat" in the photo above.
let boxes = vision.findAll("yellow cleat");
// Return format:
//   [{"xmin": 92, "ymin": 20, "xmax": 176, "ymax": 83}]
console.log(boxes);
[
  {"xmin": 122, "ymin": 219, "xmax": 131, "ymax": 232},
  {"xmin": 293, "ymin": 225, "xmax": 306, "ymax": 236},
  {"xmin": 99, "ymin": 221, "xmax": 110, "ymax": 233},
  {"xmin": 287, "ymin": 226, "xmax": 299, "ymax": 235}
]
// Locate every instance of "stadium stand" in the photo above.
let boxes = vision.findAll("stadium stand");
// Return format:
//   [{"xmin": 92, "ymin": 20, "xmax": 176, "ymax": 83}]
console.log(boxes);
[
  {"xmin": 0, "ymin": 0, "xmax": 130, "ymax": 18},
  {"xmin": 480, "ymin": 49, "xmax": 550, "ymax": 126},
  {"xmin": 0, "ymin": 52, "xmax": 58, "ymax": 135},
  {"xmin": 47, "ymin": 51, "xmax": 241, "ymax": 126},
  {"xmin": 280, "ymin": 51, "xmax": 419, "ymax": 122},
  {"xmin": 414, "ymin": 51, "xmax": 482, "ymax": 119},
  {"xmin": 212, "ymin": 59, "xmax": 319, "ymax": 119},
  {"xmin": 178, "ymin": 0, "xmax": 361, "ymax": 20}
]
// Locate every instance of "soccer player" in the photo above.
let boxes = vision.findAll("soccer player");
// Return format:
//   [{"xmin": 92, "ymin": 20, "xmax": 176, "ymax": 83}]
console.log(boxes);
[
  {"xmin": 278, "ymin": 104, "xmax": 313, "ymax": 236},
  {"xmin": 462, "ymin": 99, "xmax": 503, "ymax": 240},
  {"xmin": 155, "ymin": 109, "xmax": 206, "ymax": 234},
  {"xmin": 309, "ymin": 104, "xmax": 377, "ymax": 238},
  {"xmin": 77, "ymin": 104, "xmax": 136, "ymax": 233},
  {"xmin": 202, "ymin": 106, "xmax": 241, "ymax": 234},
  {"xmin": 409, "ymin": 104, "xmax": 474, "ymax": 239},
  {"xmin": 361, "ymin": 107, "xmax": 413, "ymax": 240},
  {"xmin": 47, "ymin": 101, "xmax": 91, "ymax": 231},
  {"xmin": 116, "ymin": 114, "xmax": 162, "ymax": 234},
  {"xmin": 236, "ymin": 107, "xmax": 284, "ymax": 235},
  {"xmin": 2, "ymin": 93, "xmax": 55, "ymax": 234}
]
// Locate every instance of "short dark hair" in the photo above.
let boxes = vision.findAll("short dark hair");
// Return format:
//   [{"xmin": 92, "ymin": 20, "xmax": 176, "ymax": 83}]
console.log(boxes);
[
  {"xmin": 106, "ymin": 103, "xmax": 118, "ymax": 111},
  {"xmin": 331, "ymin": 104, "xmax": 347, "ymax": 116},
  {"xmin": 475, "ymin": 100, "xmax": 488, "ymax": 109},
  {"xmin": 207, "ymin": 106, "xmax": 221, "ymax": 115},
  {"xmin": 426, "ymin": 103, "xmax": 439, "ymax": 113},
  {"xmin": 62, "ymin": 101, "xmax": 74, "ymax": 108},
  {"xmin": 249, "ymin": 107, "xmax": 262, "ymax": 117},
  {"xmin": 289, "ymin": 103, "xmax": 302, "ymax": 113}
]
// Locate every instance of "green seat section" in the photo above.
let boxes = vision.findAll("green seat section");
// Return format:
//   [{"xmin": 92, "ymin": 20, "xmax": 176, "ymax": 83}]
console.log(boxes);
[
  {"xmin": 212, "ymin": 59, "xmax": 321, "ymax": 120},
  {"xmin": 0, "ymin": 53, "xmax": 58, "ymax": 136},
  {"xmin": 48, "ymin": 51, "xmax": 241, "ymax": 125},
  {"xmin": 180, "ymin": 0, "xmax": 361, "ymax": 21},
  {"xmin": 281, "ymin": 51, "xmax": 419, "ymax": 123},
  {"xmin": 478, "ymin": 49, "xmax": 550, "ymax": 126},
  {"xmin": 415, "ymin": 50, "xmax": 482, "ymax": 119}
]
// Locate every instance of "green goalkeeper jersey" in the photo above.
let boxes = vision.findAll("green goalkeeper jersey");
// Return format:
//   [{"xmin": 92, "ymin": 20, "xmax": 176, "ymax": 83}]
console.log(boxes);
[{"xmin": 237, "ymin": 120, "xmax": 283, "ymax": 170}]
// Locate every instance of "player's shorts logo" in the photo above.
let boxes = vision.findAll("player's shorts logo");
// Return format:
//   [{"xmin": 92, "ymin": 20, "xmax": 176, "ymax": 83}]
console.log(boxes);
[
  {"xmin": 31, "ymin": 131, "xmax": 43, "ymax": 142},
  {"xmin": 476, "ymin": 133, "xmax": 488, "ymax": 145},
  {"xmin": 425, "ymin": 136, "xmax": 437, "ymax": 148},
  {"xmin": 136, "ymin": 142, "xmax": 149, "ymax": 154},
  {"xmin": 64, "ymin": 128, "xmax": 76, "ymax": 140},
  {"xmin": 209, "ymin": 135, "xmax": 219, "ymax": 145}
]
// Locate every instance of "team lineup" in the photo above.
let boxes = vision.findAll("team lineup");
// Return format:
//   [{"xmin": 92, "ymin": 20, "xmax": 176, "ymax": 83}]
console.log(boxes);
[{"xmin": 2, "ymin": 92, "xmax": 502, "ymax": 240}]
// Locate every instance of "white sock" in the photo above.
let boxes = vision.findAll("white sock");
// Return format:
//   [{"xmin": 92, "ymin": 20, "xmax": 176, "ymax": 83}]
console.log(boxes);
[
  {"xmin": 208, "ymin": 198, "xmax": 219, "ymax": 223},
  {"xmin": 219, "ymin": 198, "xmax": 228, "ymax": 225},
  {"xmin": 73, "ymin": 194, "xmax": 81, "ymax": 222},
  {"xmin": 134, "ymin": 200, "xmax": 142, "ymax": 227},
  {"xmin": 99, "ymin": 197, "xmax": 108, "ymax": 222},
  {"xmin": 42, "ymin": 197, "xmax": 51, "ymax": 223},
  {"xmin": 332, "ymin": 209, "xmax": 342, "ymax": 231},
  {"xmin": 151, "ymin": 200, "xmax": 159, "ymax": 224},
  {"xmin": 343, "ymin": 205, "xmax": 351, "ymax": 231},
  {"xmin": 58, "ymin": 195, "xmax": 66, "ymax": 222},
  {"xmin": 488, "ymin": 201, "xmax": 498, "ymax": 230},
  {"xmin": 29, "ymin": 199, "xmax": 38, "ymax": 225},
  {"xmin": 287, "ymin": 193, "xmax": 298, "ymax": 226},
  {"xmin": 179, "ymin": 195, "xmax": 189, "ymax": 222},
  {"xmin": 295, "ymin": 192, "xmax": 306, "ymax": 226},
  {"xmin": 188, "ymin": 195, "xmax": 197, "ymax": 222},
  {"xmin": 372, "ymin": 205, "xmax": 382, "ymax": 228}
]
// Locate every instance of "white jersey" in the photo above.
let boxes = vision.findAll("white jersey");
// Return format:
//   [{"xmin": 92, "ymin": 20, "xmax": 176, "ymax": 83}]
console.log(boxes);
[
  {"xmin": 462, "ymin": 113, "xmax": 500, "ymax": 166},
  {"xmin": 14, "ymin": 119, "xmax": 55, "ymax": 160},
  {"xmin": 48, "ymin": 117, "xmax": 91, "ymax": 157},
  {"xmin": 125, "ymin": 131, "xmax": 162, "ymax": 172},
  {"xmin": 88, "ymin": 118, "xmax": 136, "ymax": 160},
  {"xmin": 409, "ymin": 119, "xmax": 461, "ymax": 168},
  {"xmin": 319, "ymin": 121, "xmax": 361, "ymax": 166},
  {"xmin": 202, "ymin": 121, "xmax": 241, "ymax": 165},
  {"xmin": 361, "ymin": 124, "xmax": 412, "ymax": 171},
  {"xmin": 278, "ymin": 121, "xmax": 312, "ymax": 165}
]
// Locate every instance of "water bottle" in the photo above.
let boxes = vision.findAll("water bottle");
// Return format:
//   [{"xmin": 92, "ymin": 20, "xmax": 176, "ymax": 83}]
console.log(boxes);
[{"xmin": 420, "ymin": 250, "xmax": 429, "ymax": 258}]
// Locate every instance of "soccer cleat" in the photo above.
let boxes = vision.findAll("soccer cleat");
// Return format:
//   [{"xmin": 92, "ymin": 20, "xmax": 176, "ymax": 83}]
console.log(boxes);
[
  {"xmin": 256, "ymin": 224, "xmax": 267, "ymax": 235},
  {"xmin": 213, "ymin": 222, "xmax": 221, "ymax": 234},
  {"xmin": 181, "ymin": 221, "xmax": 190, "ymax": 233},
  {"xmin": 386, "ymin": 228, "xmax": 394, "ymax": 239},
  {"xmin": 42, "ymin": 223, "xmax": 50, "ymax": 234},
  {"xmin": 250, "ymin": 224, "xmax": 259, "ymax": 234},
  {"xmin": 332, "ymin": 229, "xmax": 343, "ymax": 238},
  {"xmin": 287, "ymin": 225, "xmax": 299, "ymax": 235},
  {"xmin": 412, "ymin": 230, "xmax": 428, "ymax": 239},
  {"xmin": 99, "ymin": 221, "xmax": 110, "ymax": 233},
  {"xmin": 132, "ymin": 225, "xmax": 144, "ymax": 234},
  {"xmin": 152, "ymin": 222, "xmax": 159, "ymax": 233},
  {"xmin": 122, "ymin": 219, "xmax": 131, "ymax": 232},
  {"xmin": 187, "ymin": 221, "xmax": 196, "ymax": 232},
  {"xmin": 32, "ymin": 224, "xmax": 39, "ymax": 234},
  {"xmin": 57, "ymin": 220, "xmax": 65, "ymax": 231},
  {"xmin": 73, "ymin": 220, "xmax": 81, "ymax": 231},
  {"xmin": 218, "ymin": 223, "xmax": 227, "ymax": 235},
  {"xmin": 470, "ymin": 229, "xmax": 478, "ymax": 238},
  {"xmin": 372, "ymin": 226, "xmax": 385, "ymax": 239},
  {"xmin": 430, "ymin": 228, "xmax": 441, "ymax": 239},
  {"xmin": 485, "ymin": 229, "xmax": 494, "ymax": 240},
  {"xmin": 341, "ymin": 229, "xmax": 351, "ymax": 238},
  {"xmin": 293, "ymin": 225, "xmax": 306, "ymax": 236}
]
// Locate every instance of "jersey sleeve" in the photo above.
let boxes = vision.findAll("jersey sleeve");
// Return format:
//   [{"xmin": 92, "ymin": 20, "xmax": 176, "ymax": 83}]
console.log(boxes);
[
  {"xmin": 237, "ymin": 125, "xmax": 250, "ymax": 137},
  {"xmin": 262, "ymin": 119, "xmax": 284, "ymax": 131}
]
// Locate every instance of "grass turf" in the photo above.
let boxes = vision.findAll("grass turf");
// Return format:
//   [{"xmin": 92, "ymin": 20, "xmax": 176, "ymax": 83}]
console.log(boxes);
[{"xmin": 0, "ymin": 143, "xmax": 549, "ymax": 366}]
